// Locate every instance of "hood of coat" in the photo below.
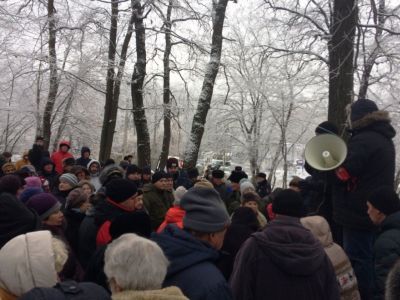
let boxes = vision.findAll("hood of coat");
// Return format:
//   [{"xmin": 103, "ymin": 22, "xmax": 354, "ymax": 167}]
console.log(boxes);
[
  {"xmin": 300, "ymin": 216, "xmax": 333, "ymax": 248},
  {"xmin": 381, "ymin": 210, "xmax": 400, "ymax": 233},
  {"xmin": 81, "ymin": 147, "xmax": 91, "ymax": 156},
  {"xmin": 152, "ymin": 225, "xmax": 219, "ymax": 278},
  {"xmin": 252, "ymin": 216, "xmax": 327, "ymax": 276},
  {"xmin": 0, "ymin": 231, "xmax": 58, "ymax": 297},
  {"xmin": 351, "ymin": 110, "xmax": 396, "ymax": 139}
]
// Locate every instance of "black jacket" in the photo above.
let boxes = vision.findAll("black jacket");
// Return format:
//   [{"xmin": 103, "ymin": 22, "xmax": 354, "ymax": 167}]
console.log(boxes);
[
  {"xmin": 256, "ymin": 179, "xmax": 271, "ymax": 198},
  {"xmin": 218, "ymin": 207, "xmax": 259, "ymax": 280},
  {"xmin": 28, "ymin": 144, "xmax": 50, "ymax": 171},
  {"xmin": 230, "ymin": 216, "xmax": 340, "ymax": 300},
  {"xmin": 38, "ymin": 158, "xmax": 58, "ymax": 190},
  {"xmin": 373, "ymin": 211, "xmax": 400, "ymax": 300},
  {"xmin": 75, "ymin": 147, "xmax": 91, "ymax": 168},
  {"xmin": 333, "ymin": 112, "xmax": 396, "ymax": 230},
  {"xmin": 19, "ymin": 281, "xmax": 111, "ymax": 300},
  {"xmin": 64, "ymin": 208, "xmax": 86, "ymax": 255}
]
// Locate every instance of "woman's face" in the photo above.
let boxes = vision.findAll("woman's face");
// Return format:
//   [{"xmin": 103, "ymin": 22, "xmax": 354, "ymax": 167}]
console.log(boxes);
[
  {"xmin": 59, "ymin": 180, "xmax": 73, "ymax": 191},
  {"xmin": 43, "ymin": 210, "xmax": 64, "ymax": 227},
  {"xmin": 81, "ymin": 184, "xmax": 93, "ymax": 196}
]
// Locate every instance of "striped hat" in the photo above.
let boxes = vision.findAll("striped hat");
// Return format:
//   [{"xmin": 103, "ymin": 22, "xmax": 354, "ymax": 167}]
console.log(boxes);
[{"xmin": 59, "ymin": 173, "xmax": 78, "ymax": 187}]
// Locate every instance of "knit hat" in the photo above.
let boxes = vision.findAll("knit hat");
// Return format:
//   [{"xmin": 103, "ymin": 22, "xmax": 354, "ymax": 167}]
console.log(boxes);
[
  {"xmin": 240, "ymin": 180, "xmax": 255, "ymax": 194},
  {"xmin": 174, "ymin": 186, "xmax": 187, "ymax": 205},
  {"xmin": 256, "ymin": 172, "xmax": 267, "ymax": 179},
  {"xmin": 142, "ymin": 166, "xmax": 152, "ymax": 175},
  {"xmin": 241, "ymin": 191, "xmax": 260, "ymax": 204},
  {"xmin": 167, "ymin": 157, "xmax": 179, "ymax": 169},
  {"xmin": 212, "ymin": 169, "xmax": 225, "ymax": 179},
  {"xmin": 180, "ymin": 187, "xmax": 230, "ymax": 233},
  {"xmin": 59, "ymin": 173, "xmax": 78, "ymax": 188},
  {"xmin": 272, "ymin": 189, "xmax": 305, "ymax": 218},
  {"xmin": 126, "ymin": 164, "xmax": 142, "ymax": 176},
  {"xmin": 109, "ymin": 211, "xmax": 152, "ymax": 239},
  {"xmin": 315, "ymin": 121, "xmax": 339, "ymax": 135},
  {"xmin": 228, "ymin": 170, "xmax": 248, "ymax": 183},
  {"xmin": 19, "ymin": 187, "xmax": 43, "ymax": 204},
  {"xmin": 24, "ymin": 176, "xmax": 42, "ymax": 188},
  {"xmin": 66, "ymin": 188, "xmax": 88, "ymax": 209},
  {"xmin": 26, "ymin": 193, "xmax": 61, "ymax": 221},
  {"xmin": 105, "ymin": 178, "xmax": 137, "ymax": 203},
  {"xmin": 350, "ymin": 99, "xmax": 379, "ymax": 123},
  {"xmin": 152, "ymin": 171, "xmax": 169, "ymax": 184},
  {"xmin": 368, "ymin": 186, "xmax": 400, "ymax": 216}
]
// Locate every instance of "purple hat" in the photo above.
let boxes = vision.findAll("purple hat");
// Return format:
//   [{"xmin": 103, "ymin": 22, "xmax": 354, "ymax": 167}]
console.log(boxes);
[
  {"xmin": 26, "ymin": 193, "xmax": 61, "ymax": 220},
  {"xmin": 24, "ymin": 176, "xmax": 42, "ymax": 188}
]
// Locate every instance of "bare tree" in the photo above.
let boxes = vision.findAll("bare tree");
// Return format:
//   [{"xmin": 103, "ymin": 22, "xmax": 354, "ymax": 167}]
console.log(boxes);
[{"xmin": 183, "ymin": 0, "xmax": 231, "ymax": 168}]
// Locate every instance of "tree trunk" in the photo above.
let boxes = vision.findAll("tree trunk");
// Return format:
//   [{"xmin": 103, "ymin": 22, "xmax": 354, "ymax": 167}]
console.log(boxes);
[
  {"xmin": 99, "ymin": 0, "xmax": 119, "ymax": 163},
  {"xmin": 131, "ymin": 0, "xmax": 151, "ymax": 168},
  {"xmin": 52, "ymin": 87, "xmax": 75, "ymax": 151},
  {"xmin": 183, "ymin": 0, "xmax": 229, "ymax": 168},
  {"xmin": 42, "ymin": 0, "xmax": 59, "ymax": 151},
  {"xmin": 158, "ymin": 0, "xmax": 173, "ymax": 171},
  {"xmin": 328, "ymin": 0, "xmax": 357, "ymax": 133}
]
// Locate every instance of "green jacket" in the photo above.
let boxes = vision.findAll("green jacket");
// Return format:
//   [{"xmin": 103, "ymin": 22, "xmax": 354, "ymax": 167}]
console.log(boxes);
[{"xmin": 143, "ymin": 184, "xmax": 173, "ymax": 230}]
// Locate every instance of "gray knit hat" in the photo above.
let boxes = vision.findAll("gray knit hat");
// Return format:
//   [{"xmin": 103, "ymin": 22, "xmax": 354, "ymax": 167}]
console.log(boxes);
[
  {"xmin": 59, "ymin": 173, "xmax": 78, "ymax": 187},
  {"xmin": 180, "ymin": 187, "xmax": 230, "ymax": 233}
]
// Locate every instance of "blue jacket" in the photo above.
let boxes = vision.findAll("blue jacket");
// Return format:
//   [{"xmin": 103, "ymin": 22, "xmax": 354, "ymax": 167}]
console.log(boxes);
[{"xmin": 152, "ymin": 225, "xmax": 233, "ymax": 300}]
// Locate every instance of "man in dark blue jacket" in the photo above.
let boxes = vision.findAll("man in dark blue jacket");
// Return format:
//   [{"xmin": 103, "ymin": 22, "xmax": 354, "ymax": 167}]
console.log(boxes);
[
  {"xmin": 334, "ymin": 99, "xmax": 396, "ymax": 300},
  {"xmin": 76, "ymin": 147, "xmax": 91, "ymax": 167},
  {"xmin": 152, "ymin": 187, "xmax": 233, "ymax": 300}
]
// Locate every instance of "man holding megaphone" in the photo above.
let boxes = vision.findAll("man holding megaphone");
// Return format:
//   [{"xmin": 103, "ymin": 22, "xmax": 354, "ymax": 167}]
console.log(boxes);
[{"xmin": 329, "ymin": 99, "xmax": 395, "ymax": 300}]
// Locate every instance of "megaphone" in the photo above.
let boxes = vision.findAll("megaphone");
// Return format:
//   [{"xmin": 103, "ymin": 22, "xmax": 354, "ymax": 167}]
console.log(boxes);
[{"xmin": 304, "ymin": 134, "xmax": 347, "ymax": 171}]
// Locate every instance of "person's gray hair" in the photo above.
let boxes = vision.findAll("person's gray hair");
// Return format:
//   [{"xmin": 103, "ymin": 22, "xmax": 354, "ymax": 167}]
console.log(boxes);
[{"xmin": 104, "ymin": 233, "xmax": 169, "ymax": 292}]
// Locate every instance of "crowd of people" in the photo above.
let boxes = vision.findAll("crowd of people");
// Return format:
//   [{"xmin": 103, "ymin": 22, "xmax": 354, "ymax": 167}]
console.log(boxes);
[{"xmin": 0, "ymin": 98, "xmax": 399, "ymax": 300}]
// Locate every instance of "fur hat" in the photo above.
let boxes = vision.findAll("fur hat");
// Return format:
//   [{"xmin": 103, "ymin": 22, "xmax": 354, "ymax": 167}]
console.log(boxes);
[
  {"xmin": 66, "ymin": 188, "xmax": 88, "ymax": 209},
  {"xmin": 240, "ymin": 180, "xmax": 255, "ymax": 194},
  {"xmin": 2, "ymin": 162, "xmax": 16, "ymax": 173},
  {"xmin": 368, "ymin": 186, "xmax": 400, "ymax": 216},
  {"xmin": 99, "ymin": 164, "xmax": 124, "ymax": 186},
  {"xmin": 166, "ymin": 157, "xmax": 179, "ymax": 169},
  {"xmin": 174, "ymin": 186, "xmax": 187, "ymax": 205},
  {"xmin": 105, "ymin": 178, "xmax": 137, "ymax": 203},
  {"xmin": 180, "ymin": 187, "xmax": 230, "ymax": 233},
  {"xmin": 228, "ymin": 170, "xmax": 248, "ymax": 183},
  {"xmin": 194, "ymin": 179, "xmax": 214, "ymax": 189},
  {"xmin": 272, "ymin": 189, "xmax": 305, "ymax": 218},
  {"xmin": 59, "ymin": 173, "xmax": 78, "ymax": 188},
  {"xmin": 26, "ymin": 193, "xmax": 61, "ymax": 221}
]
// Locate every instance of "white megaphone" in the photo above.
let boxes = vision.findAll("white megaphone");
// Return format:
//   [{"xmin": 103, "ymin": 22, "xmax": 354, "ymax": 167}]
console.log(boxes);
[{"xmin": 304, "ymin": 134, "xmax": 347, "ymax": 171}]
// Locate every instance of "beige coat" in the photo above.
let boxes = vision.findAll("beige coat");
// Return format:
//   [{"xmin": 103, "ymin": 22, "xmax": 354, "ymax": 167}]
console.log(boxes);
[
  {"xmin": 112, "ymin": 287, "xmax": 188, "ymax": 300},
  {"xmin": 0, "ymin": 231, "xmax": 58, "ymax": 298},
  {"xmin": 301, "ymin": 216, "xmax": 360, "ymax": 300}
]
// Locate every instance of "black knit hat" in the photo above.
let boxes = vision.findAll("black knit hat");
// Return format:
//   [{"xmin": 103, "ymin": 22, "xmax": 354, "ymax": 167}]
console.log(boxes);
[
  {"xmin": 152, "ymin": 171, "xmax": 169, "ymax": 183},
  {"xmin": 212, "ymin": 169, "xmax": 225, "ymax": 179},
  {"xmin": 272, "ymin": 189, "xmax": 305, "ymax": 218},
  {"xmin": 368, "ymin": 186, "xmax": 400, "ymax": 216},
  {"xmin": 105, "ymin": 178, "xmax": 137, "ymax": 203},
  {"xmin": 315, "ymin": 121, "xmax": 339, "ymax": 135},
  {"xmin": 351, "ymin": 99, "xmax": 379, "ymax": 123},
  {"xmin": 109, "ymin": 211, "xmax": 151, "ymax": 239}
]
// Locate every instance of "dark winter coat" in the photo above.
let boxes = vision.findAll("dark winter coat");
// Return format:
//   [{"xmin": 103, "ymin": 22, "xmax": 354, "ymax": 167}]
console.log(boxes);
[
  {"xmin": 226, "ymin": 190, "xmax": 241, "ymax": 215},
  {"xmin": 0, "ymin": 192, "xmax": 39, "ymax": 248},
  {"xmin": 38, "ymin": 158, "xmax": 58, "ymax": 191},
  {"xmin": 256, "ymin": 179, "xmax": 271, "ymax": 198},
  {"xmin": 64, "ymin": 208, "xmax": 86, "ymax": 256},
  {"xmin": 373, "ymin": 211, "xmax": 400, "ymax": 300},
  {"xmin": 229, "ymin": 215, "xmax": 340, "ymax": 300},
  {"xmin": 152, "ymin": 225, "xmax": 233, "ymax": 300},
  {"xmin": 53, "ymin": 188, "xmax": 73, "ymax": 209},
  {"xmin": 75, "ymin": 147, "xmax": 91, "ymax": 168},
  {"xmin": 334, "ymin": 111, "xmax": 396, "ymax": 231},
  {"xmin": 78, "ymin": 208, "xmax": 97, "ymax": 269},
  {"xmin": 28, "ymin": 144, "xmax": 50, "ymax": 171},
  {"xmin": 143, "ymin": 183, "xmax": 174, "ymax": 230},
  {"xmin": 217, "ymin": 207, "xmax": 259, "ymax": 280},
  {"xmin": 84, "ymin": 245, "xmax": 109, "ymax": 292},
  {"xmin": 19, "ymin": 281, "xmax": 111, "ymax": 300},
  {"xmin": 175, "ymin": 170, "xmax": 194, "ymax": 190}
]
